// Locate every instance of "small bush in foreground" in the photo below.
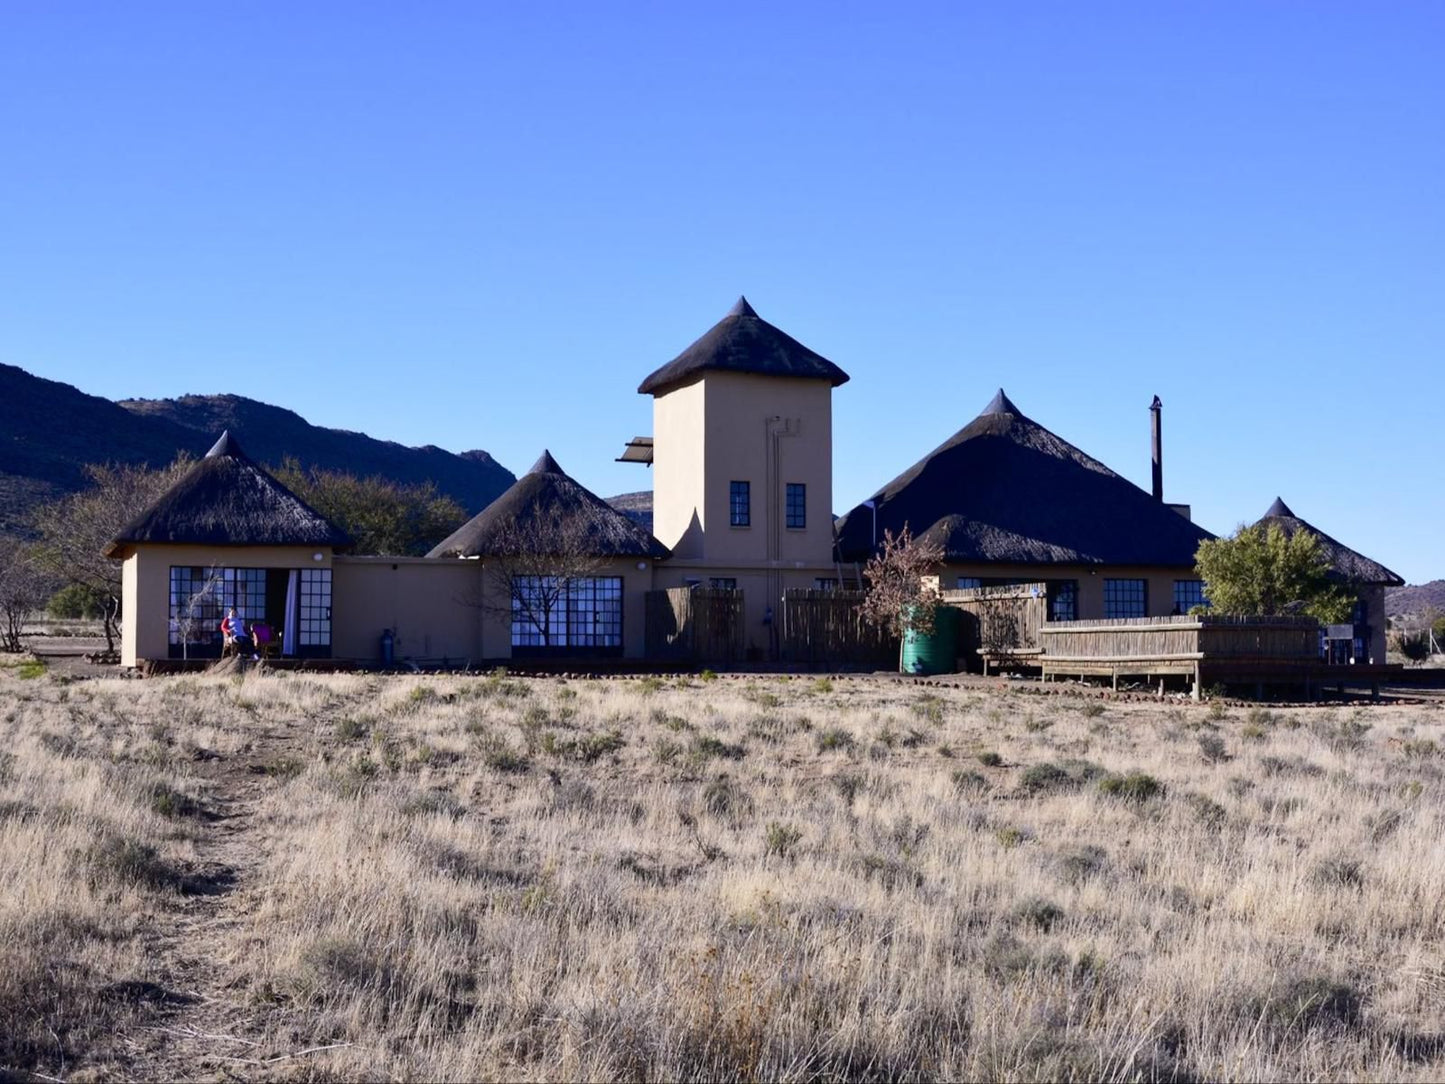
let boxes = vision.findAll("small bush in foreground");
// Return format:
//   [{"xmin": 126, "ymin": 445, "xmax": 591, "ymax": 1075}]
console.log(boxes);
[{"xmin": 1097, "ymin": 771, "xmax": 1164, "ymax": 803}]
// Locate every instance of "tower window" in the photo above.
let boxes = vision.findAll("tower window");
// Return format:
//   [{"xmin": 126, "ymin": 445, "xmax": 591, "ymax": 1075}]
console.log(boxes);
[
  {"xmin": 729, "ymin": 481, "xmax": 750, "ymax": 527},
  {"xmin": 786, "ymin": 483, "xmax": 806, "ymax": 529}
]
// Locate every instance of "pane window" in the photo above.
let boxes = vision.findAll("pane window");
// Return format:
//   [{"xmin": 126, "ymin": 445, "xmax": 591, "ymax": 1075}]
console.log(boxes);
[
  {"xmin": 956, "ymin": 577, "xmax": 982, "ymax": 590},
  {"xmin": 169, "ymin": 566, "xmax": 267, "ymax": 646},
  {"xmin": 511, "ymin": 576, "xmax": 623, "ymax": 649},
  {"xmin": 1103, "ymin": 578, "xmax": 1147, "ymax": 619},
  {"xmin": 299, "ymin": 568, "xmax": 332, "ymax": 646},
  {"xmin": 1048, "ymin": 580, "xmax": 1078, "ymax": 622},
  {"xmin": 729, "ymin": 481, "xmax": 750, "ymax": 527},
  {"xmin": 785, "ymin": 483, "xmax": 806, "ymax": 529},
  {"xmin": 708, "ymin": 578, "xmax": 737, "ymax": 590},
  {"xmin": 815, "ymin": 577, "xmax": 858, "ymax": 591},
  {"xmin": 1173, "ymin": 580, "xmax": 1207, "ymax": 614}
]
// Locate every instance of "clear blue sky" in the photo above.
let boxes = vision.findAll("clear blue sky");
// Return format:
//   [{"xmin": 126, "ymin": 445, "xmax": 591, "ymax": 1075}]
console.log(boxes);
[{"xmin": 2, "ymin": 2, "xmax": 1440, "ymax": 581}]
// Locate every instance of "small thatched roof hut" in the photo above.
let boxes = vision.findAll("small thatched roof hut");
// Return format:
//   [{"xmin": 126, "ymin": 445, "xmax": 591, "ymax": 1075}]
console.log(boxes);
[
  {"xmin": 426, "ymin": 451, "xmax": 670, "ymax": 560},
  {"xmin": 105, "ymin": 431, "xmax": 350, "ymax": 557},
  {"xmin": 1252, "ymin": 498, "xmax": 1403, "ymax": 586},
  {"xmin": 637, "ymin": 296, "xmax": 850, "ymax": 396},
  {"xmin": 835, "ymin": 390, "xmax": 1214, "ymax": 565}
]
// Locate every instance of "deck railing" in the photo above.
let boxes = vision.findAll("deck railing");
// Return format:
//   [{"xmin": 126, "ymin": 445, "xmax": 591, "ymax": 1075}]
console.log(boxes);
[{"xmin": 1039, "ymin": 614, "xmax": 1320, "ymax": 664}]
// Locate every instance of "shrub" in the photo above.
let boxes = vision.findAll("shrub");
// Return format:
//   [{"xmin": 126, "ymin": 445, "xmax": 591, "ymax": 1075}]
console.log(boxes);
[
  {"xmin": 1079, "ymin": 702, "xmax": 1106, "ymax": 718},
  {"xmin": 1055, "ymin": 845, "xmax": 1108, "ymax": 884},
  {"xmin": 811, "ymin": 677, "xmax": 834, "ymax": 694},
  {"xmin": 1197, "ymin": 734, "xmax": 1228, "ymax": 763},
  {"xmin": 86, "ymin": 835, "xmax": 176, "ymax": 891},
  {"xmin": 951, "ymin": 770, "xmax": 989, "ymax": 795},
  {"xmin": 977, "ymin": 751, "xmax": 1003, "ymax": 767},
  {"xmin": 147, "ymin": 783, "xmax": 205, "ymax": 819},
  {"xmin": 816, "ymin": 727, "xmax": 855, "ymax": 753},
  {"xmin": 1184, "ymin": 792, "xmax": 1226, "ymax": 827},
  {"xmin": 483, "ymin": 744, "xmax": 530, "ymax": 774},
  {"xmin": 699, "ymin": 669, "xmax": 717, "ymax": 682},
  {"xmin": 1254, "ymin": 975, "xmax": 1364, "ymax": 1032},
  {"xmin": 690, "ymin": 735, "xmax": 745, "ymax": 762},
  {"xmin": 335, "ymin": 717, "xmax": 368, "ymax": 742},
  {"xmin": 1015, "ymin": 897, "xmax": 1065, "ymax": 931},
  {"xmin": 637, "ymin": 676, "xmax": 664, "ymax": 695},
  {"xmin": 912, "ymin": 695, "xmax": 944, "ymax": 725},
  {"xmin": 703, "ymin": 776, "xmax": 752, "ymax": 819},
  {"xmin": 996, "ymin": 825, "xmax": 1028, "ymax": 849},
  {"xmin": 47, "ymin": 583, "xmax": 108, "ymax": 619},
  {"xmin": 833, "ymin": 772, "xmax": 866, "ymax": 804},
  {"xmin": 1018, "ymin": 763, "xmax": 1070, "ymax": 793},
  {"xmin": 858, "ymin": 852, "xmax": 923, "ymax": 890},
  {"xmin": 764, "ymin": 821, "xmax": 803, "ymax": 858},
  {"xmin": 1312, "ymin": 856, "xmax": 1364, "ymax": 890},
  {"xmin": 1097, "ymin": 771, "xmax": 1164, "ymax": 804}
]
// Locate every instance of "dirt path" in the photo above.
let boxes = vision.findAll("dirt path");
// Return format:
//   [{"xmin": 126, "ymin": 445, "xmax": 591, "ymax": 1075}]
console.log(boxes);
[{"xmin": 108, "ymin": 713, "xmax": 318, "ymax": 1080}]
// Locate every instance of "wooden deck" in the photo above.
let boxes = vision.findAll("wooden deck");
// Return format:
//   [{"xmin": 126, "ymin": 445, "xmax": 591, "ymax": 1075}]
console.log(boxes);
[{"xmin": 1033, "ymin": 614, "xmax": 1400, "ymax": 696}]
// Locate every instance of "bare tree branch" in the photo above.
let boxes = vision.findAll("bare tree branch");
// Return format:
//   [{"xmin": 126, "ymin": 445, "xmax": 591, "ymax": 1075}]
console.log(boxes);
[{"xmin": 29, "ymin": 458, "xmax": 193, "ymax": 653}]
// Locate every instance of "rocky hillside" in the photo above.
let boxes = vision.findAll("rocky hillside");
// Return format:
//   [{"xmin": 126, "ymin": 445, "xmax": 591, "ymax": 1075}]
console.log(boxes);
[
  {"xmin": 0, "ymin": 363, "xmax": 515, "ymax": 535},
  {"xmin": 1387, "ymin": 580, "xmax": 1445, "ymax": 619}
]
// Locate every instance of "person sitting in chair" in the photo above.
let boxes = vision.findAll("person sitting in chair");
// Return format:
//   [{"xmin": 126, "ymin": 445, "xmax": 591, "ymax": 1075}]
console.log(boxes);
[{"xmin": 221, "ymin": 608, "xmax": 259, "ymax": 659}]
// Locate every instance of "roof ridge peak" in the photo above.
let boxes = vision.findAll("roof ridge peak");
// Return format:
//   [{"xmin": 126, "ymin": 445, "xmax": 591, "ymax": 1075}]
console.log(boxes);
[
  {"xmin": 981, "ymin": 388, "xmax": 1023, "ymax": 417},
  {"xmin": 205, "ymin": 430, "xmax": 246, "ymax": 459}
]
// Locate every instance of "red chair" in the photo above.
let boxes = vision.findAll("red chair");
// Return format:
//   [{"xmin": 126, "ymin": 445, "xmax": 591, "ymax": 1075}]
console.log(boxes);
[{"xmin": 252, "ymin": 622, "xmax": 279, "ymax": 660}]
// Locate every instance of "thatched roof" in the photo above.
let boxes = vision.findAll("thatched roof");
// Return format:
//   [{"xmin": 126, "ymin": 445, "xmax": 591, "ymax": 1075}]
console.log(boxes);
[
  {"xmin": 426, "ymin": 451, "xmax": 670, "ymax": 560},
  {"xmin": 835, "ymin": 390, "xmax": 1215, "ymax": 566},
  {"xmin": 1253, "ymin": 498, "xmax": 1403, "ymax": 586},
  {"xmin": 105, "ymin": 431, "xmax": 351, "ymax": 557},
  {"xmin": 638, "ymin": 296, "xmax": 850, "ymax": 396}
]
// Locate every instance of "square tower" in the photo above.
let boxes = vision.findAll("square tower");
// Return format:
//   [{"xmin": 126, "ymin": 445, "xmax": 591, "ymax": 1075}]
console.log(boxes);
[{"xmin": 637, "ymin": 297, "xmax": 849, "ymax": 569}]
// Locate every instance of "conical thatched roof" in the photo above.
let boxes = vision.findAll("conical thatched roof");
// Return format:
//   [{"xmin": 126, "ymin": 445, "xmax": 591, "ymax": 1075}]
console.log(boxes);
[
  {"xmin": 638, "ymin": 296, "xmax": 850, "ymax": 396},
  {"xmin": 1253, "ymin": 498, "xmax": 1403, "ymax": 586},
  {"xmin": 426, "ymin": 451, "xmax": 670, "ymax": 560},
  {"xmin": 835, "ymin": 390, "xmax": 1214, "ymax": 566},
  {"xmin": 105, "ymin": 432, "xmax": 351, "ymax": 556}
]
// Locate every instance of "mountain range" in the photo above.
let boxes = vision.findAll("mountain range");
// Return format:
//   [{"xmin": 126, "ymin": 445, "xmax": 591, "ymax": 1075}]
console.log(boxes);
[{"xmin": 0, "ymin": 362, "xmax": 515, "ymax": 535}]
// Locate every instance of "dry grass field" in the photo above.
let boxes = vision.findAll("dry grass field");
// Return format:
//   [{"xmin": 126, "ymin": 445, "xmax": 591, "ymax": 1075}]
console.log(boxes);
[{"xmin": 2, "ymin": 656, "xmax": 1445, "ymax": 1082}]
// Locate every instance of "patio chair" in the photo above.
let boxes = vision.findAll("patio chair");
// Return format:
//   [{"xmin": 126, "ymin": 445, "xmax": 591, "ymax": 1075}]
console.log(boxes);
[{"xmin": 252, "ymin": 622, "xmax": 280, "ymax": 661}]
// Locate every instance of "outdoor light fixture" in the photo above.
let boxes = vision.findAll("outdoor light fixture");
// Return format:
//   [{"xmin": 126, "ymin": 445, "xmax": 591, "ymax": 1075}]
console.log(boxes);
[
  {"xmin": 636, "ymin": 561, "xmax": 648, "ymax": 571},
  {"xmin": 312, "ymin": 552, "xmax": 324, "ymax": 562}
]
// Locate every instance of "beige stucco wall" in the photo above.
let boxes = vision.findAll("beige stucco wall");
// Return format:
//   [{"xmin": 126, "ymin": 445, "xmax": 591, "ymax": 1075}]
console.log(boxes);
[
  {"xmin": 939, "ymin": 562, "xmax": 1202, "ymax": 621},
  {"xmin": 121, "ymin": 544, "xmax": 336, "ymax": 667},
  {"xmin": 652, "ymin": 371, "xmax": 835, "ymax": 567},
  {"xmin": 652, "ymin": 377, "xmax": 707, "ymax": 559},
  {"xmin": 332, "ymin": 557, "xmax": 485, "ymax": 663},
  {"xmin": 335, "ymin": 555, "xmax": 656, "ymax": 662}
]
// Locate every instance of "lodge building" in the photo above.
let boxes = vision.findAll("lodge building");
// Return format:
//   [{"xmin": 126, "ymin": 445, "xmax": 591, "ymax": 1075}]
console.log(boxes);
[{"xmin": 108, "ymin": 298, "xmax": 1401, "ymax": 670}]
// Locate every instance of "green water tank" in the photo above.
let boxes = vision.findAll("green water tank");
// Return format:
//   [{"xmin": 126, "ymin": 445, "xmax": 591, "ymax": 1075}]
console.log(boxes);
[{"xmin": 901, "ymin": 606, "xmax": 961, "ymax": 675}]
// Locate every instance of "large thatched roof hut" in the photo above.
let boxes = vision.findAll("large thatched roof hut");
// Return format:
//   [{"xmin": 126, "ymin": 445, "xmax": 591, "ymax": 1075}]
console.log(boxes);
[
  {"xmin": 835, "ymin": 390, "xmax": 1213, "ymax": 566},
  {"xmin": 105, "ymin": 431, "xmax": 350, "ymax": 557},
  {"xmin": 427, "ymin": 451, "xmax": 670, "ymax": 560},
  {"xmin": 637, "ymin": 296, "xmax": 850, "ymax": 396},
  {"xmin": 1252, "ymin": 498, "xmax": 1403, "ymax": 586}
]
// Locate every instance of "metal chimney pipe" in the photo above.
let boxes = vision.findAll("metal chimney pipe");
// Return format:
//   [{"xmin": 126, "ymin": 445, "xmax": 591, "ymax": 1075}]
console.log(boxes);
[{"xmin": 1149, "ymin": 395, "xmax": 1163, "ymax": 501}]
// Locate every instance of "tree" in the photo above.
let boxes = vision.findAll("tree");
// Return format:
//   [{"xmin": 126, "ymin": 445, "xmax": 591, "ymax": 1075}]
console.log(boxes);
[
  {"xmin": 1391, "ymin": 629, "xmax": 1431, "ymax": 665},
  {"xmin": 47, "ymin": 583, "xmax": 110, "ymax": 620},
  {"xmin": 272, "ymin": 460, "xmax": 468, "ymax": 556},
  {"xmin": 0, "ymin": 539, "xmax": 48, "ymax": 653},
  {"xmin": 30, "ymin": 458, "xmax": 194, "ymax": 656},
  {"xmin": 173, "ymin": 565, "xmax": 224, "ymax": 661},
  {"xmin": 858, "ymin": 525, "xmax": 946, "ymax": 670},
  {"xmin": 465, "ymin": 509, "xmax": 607, "ymax": 648},
  {"xmin": 1194, "ymin": 523, "xmax": 1354, "ymax": 624}
]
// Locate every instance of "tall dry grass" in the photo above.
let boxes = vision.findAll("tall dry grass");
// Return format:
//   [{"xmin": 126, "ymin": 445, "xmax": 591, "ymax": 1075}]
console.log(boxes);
[{"xmin": 3, "ymin": 658, "xmax": 1445, "ymax": 1080}]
